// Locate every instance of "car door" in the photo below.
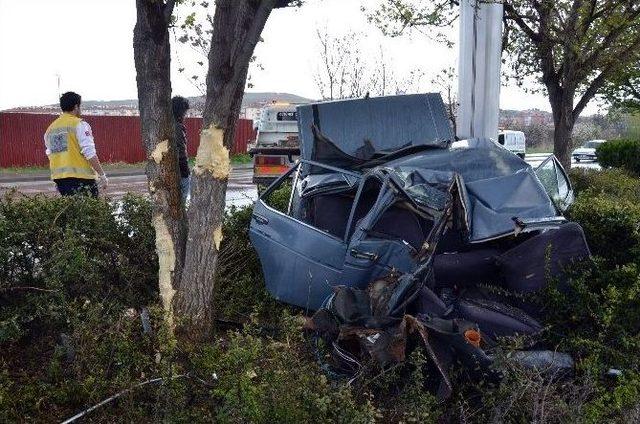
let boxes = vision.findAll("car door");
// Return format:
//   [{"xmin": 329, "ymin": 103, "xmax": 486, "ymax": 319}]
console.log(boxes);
[
  {"xmin": 342, "ymin": 174, "xmax": 424, "ymax": 284},
  {"xmin": 249, "ymin": 162, "xmax": 353, "ymax": 311},
  {"xmin": 535, "ymin": 155, "xmax": 574, "ymax": 212}
]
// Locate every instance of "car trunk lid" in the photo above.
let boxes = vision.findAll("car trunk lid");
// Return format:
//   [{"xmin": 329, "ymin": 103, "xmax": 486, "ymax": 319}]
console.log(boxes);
[{"xmin": 296, "ymin": 93, "xmax": 454, "ymax": 168}]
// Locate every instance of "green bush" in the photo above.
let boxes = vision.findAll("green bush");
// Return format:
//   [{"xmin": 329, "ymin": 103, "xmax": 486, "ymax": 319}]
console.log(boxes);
[
  {"xmin": 568, "ymin": 194, "xmax": 640, "ymax": 265},
  {"xmin": 213, "ymin": 182, "xmax": 294, "ymax": 322},
  {"xmin": 0, "ymin": 193, "xmax": 157, "ymax": 344},
  {"xmin": 596, "ymin": 139, "xmax": 640, "ymax": 175},
  {"xmin": 263, "ymin": 181, "xmax": 293, "ymax": 213},
  {"xmin": 530, "ymin": 258, "xmax": 640, "ymax": 423},
  {"xmin": 3, "ymin": 169, "xmax": 640, "ymax": 422},
  {"xmin": 185, "ymin": 318, "xmax": 377, "ymax": 423},
  {"xmin": 569, "ymin": 167, "xmax": 640, "ymax": 201},
  {"xmin": 531, "ymin": 169, "xmax": 640, "ymax": 421},
  {"xmin": 215, "ymin": 205, "xmax": 287, "ymax": 323},
  {"xmin": 0, "ymin": 304, "xmax": 378, "ymax": 422},
  {"xmin": 542, "ymin": 260, "xmax": 640, "ymax": 370}
]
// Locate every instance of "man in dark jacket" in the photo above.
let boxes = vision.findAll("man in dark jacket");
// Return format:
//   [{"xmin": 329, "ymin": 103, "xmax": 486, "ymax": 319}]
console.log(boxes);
[{"xmin": 172, "ymin": 96, "xmax": 191, "ymax": 204}]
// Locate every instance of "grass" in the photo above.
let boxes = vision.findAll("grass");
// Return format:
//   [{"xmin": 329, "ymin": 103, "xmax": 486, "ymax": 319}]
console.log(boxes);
[
  {"xmin": 1, "ymin": 155, "xmax": 253, "ymax": 175},
  {"xmin": 0, "ymin": 165, "xmax": 49, "ymax": 174},
  {"xmin": 229, "ymin": 153, "xmax": 252, "ymax": 165},
  {"xmin": 0, "ymin": 162, "xmax": 146, "ymax": 175},
  {"xmin": 526, "ymin": 145, "xmax": 553, "ymax": 154},
  {"xmin": 188, "ymin": 153, "xmax": 252, "ymax": 166}
]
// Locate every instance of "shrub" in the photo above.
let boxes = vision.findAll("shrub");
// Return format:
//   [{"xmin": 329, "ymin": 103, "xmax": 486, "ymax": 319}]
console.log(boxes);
[
  {"xmin": 530, "ymin": 258, "xmax": 640, "ymax": 422},
  {"xmin": 185, "ymin": 318, "xmax": 378, "ymax": 423},
  {"xmin": 0, "ymin": 193, "xmax": 157, "ymax": 344},
  {"xmin": 215, "ymin": 205, "xmax": 287, "ymax": 323},
  {"xmin": 213, "ymin": 182, "xmax": 294, "ymax": 323},
  {"xmin": 569, "ymin": 167, "xmax": 640, "ymax": 201},
  {"xmin": 4, "ymin": 170, "xmax": 640, "ymax": 422},
  {"xmin": 596, "ymin": 139, "xmax": 640, "ymax": 175},
  {"xmin": 263, "ymin": 181, "xmax": 293, "ymax": 213},
  {"xmin": 454, "ymin": 364, "xmax": 597, "ymax": 423},
  {"xmin": 0, "ymin": 304, "xmax": 378, "ymax": 422},
  {"xmin": 542, "ymin": 260, "xmax": 640, "ymax": 369},
  {"xmin": 568, "ymin": 194, "xmax": 640, "ymax": 265}
]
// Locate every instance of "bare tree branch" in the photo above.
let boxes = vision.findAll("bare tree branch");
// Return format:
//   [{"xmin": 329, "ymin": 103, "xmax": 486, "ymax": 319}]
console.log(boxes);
[
  {"xmin": 503, "ymin": 3, "xmax": 542, "ymax": 43},
  {"xmin": 574, "ymin": 35, "xmax": 640, "ymax": 118},
  {"xmin": 0, "ymin": 286, "xmax": 58, "ymax": 293}
]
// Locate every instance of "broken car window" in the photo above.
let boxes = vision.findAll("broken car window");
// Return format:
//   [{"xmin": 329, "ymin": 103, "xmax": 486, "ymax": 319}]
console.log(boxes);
[
  {"xmin": 535, "ymin": 156, "xmax": 573, "ymax": 212},
  {"xmin": 405, "ymin": 184, "xmax": 449, "ymax": 211},
  {"xmin": 264, "ymin": 160, "xmax": 363, "ymax": 240}
]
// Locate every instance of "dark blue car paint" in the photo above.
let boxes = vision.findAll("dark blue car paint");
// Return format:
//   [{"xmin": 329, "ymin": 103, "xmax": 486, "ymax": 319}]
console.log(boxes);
[
  {"xmin": 250, "ymin": 96, "xmax": 574, "ymax": 311},
  {"xmin": 250, "ymin": 160, "xmax": 455, "ymax": 310},
  {"xmin": 297, "ymin": 94, "xmax": 454, "ymax": 161}
]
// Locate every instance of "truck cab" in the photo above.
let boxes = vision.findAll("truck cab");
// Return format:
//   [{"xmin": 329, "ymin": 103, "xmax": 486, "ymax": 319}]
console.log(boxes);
[{"xmin": 249, "ymin": 104, "xmax": 301, "ymax": 185}]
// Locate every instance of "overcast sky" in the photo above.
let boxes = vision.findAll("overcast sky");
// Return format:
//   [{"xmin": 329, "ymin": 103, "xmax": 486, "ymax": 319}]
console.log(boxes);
[{"xmin": 0, "ymin": 0, "xmax": 599, "ymax": 114}]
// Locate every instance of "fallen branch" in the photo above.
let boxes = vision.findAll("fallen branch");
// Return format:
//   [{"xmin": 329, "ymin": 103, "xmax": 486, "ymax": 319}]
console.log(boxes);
[
  {"xmin": 61, "ymin": 374, "xmax": 187, "ymax": 424},
  {"xmin": 0, "ymin": 286, "xmax": 58, "ymax": 293}
]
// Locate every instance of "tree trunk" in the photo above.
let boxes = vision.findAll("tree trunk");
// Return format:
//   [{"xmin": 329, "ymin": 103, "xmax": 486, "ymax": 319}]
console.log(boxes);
[
  {"xmin": 133, "ymin": 0, "xmax": 186, "ymax": 323},
  {"xmin": 552, "ymin": 114, "xmax": 574, "ymax": 170},
  {"xmin": 549, "ymin": 91, "xmax": 576, "ymax": 170},
  {"xmin": 175, "ymin": 0, "xmax": 278, "ymax": 335}
]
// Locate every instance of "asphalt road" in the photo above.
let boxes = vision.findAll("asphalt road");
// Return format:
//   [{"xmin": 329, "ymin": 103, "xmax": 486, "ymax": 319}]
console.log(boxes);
[
  {"xmin": 0, "ymin": 153, "xmax": 600, "ymax": 206},
  {"xmin": 0, "ymin": 167, "xmax": 257, "ymax": 206},
  {"xmin": 525, "ymin": 153, "xmax": 601, "ymax": 170}
]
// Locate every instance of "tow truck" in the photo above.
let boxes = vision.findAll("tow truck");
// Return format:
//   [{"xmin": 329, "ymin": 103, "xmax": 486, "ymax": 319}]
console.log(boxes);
[{"xmin": 248, "ymin": 103, "xmax": 301, "ymax": 186}]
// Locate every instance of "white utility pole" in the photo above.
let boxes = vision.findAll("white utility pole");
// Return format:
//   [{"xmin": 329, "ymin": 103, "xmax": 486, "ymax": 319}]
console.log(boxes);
[{"xmin": 457, "ymin": 0, "xmax": 503, "ymax": 140}]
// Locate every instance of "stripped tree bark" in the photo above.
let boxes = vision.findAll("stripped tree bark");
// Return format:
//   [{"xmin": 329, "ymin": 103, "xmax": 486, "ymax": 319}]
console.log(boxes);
[
  {"xmin": 133, "ymin": 0, "xmax": 186, "ymax": 324},
  {"xmin": 175, "ymin": 0, "xmax": 284, "ymax": 334},
  {"xmin": 134, "ymin": 0, "xmax": 293, "ymax": 336}
]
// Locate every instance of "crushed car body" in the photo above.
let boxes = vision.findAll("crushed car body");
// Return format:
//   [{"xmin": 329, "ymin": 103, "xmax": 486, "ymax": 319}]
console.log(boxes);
[{"xmin": 249, "ymin": 94, "xmax": 591, "ymax": 395}]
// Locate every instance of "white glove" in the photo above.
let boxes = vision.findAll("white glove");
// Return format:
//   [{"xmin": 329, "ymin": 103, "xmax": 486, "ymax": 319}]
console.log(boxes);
[{"xmin": 98, "ymin": 173, "xmax": 109, "ymax": 190}]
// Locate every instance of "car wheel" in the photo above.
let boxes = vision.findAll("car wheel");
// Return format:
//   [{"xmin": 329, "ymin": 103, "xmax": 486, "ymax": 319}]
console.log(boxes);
[
  {"xmin": 575, "ymin": 158, "xmax": 581, "ymax": 162},
  {"xmin": 517, "ymin": 153, "xmax": 525, "ymax": 159}
]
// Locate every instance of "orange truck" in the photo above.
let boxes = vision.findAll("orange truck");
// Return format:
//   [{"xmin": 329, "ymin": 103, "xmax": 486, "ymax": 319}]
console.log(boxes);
[{"xmin": 248, "ymin": 104, "xmax": 301, "ymax": 186}]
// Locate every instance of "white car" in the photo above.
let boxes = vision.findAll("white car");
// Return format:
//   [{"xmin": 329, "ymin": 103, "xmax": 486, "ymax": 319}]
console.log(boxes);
[{"xmin": 572, "ymin": 139, "xmax": 606, "ymax": 162}]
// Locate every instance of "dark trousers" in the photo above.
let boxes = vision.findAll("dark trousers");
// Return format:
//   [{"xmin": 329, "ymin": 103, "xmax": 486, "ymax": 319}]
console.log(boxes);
[{"xmin": 54, "ymin": 178, "xmax": 98, "ymax": 198}]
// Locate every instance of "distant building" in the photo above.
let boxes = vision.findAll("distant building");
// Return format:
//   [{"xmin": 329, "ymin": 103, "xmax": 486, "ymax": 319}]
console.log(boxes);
[
  {"xmin": 499, "ymin": 108, "xmax": 552, "ymax": 128},
  {"xmin": 3, "ymin": 92, "xmax": 314, "ymax": 120}
]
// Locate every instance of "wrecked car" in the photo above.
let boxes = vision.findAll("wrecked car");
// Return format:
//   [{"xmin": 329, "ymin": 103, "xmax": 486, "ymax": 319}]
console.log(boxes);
[{"xmin": 249, "ymin": 94, "xmax": 590, "ymax": 395}]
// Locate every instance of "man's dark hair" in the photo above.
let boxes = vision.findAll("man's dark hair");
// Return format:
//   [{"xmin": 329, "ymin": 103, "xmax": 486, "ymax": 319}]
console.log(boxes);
[
  {"xmin": 60, "ymin": 92, "xmax": 81, "ymax": 112},
  {"xmin": 172, "ymin": 96, "xmax": 190, "ymax": 121}
]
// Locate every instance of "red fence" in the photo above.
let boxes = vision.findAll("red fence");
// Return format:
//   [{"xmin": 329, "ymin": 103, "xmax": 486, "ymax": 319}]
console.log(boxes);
[{"xmin": 0, "ymin": 112, "xmax": 256, "ymax": 167}]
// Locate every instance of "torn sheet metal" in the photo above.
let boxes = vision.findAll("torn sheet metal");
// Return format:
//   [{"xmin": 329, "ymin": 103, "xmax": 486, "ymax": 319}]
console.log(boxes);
[
  {"xmin": 250, "ymin": 93, "xmax": 591, "ymax": 398},
  {"xmin": 253, "ymin": 95, "xmax": 587, "ymax": 306},
  {"xmin": 386, "ymin": 138, "xmax": 559, "ymax": 242}
]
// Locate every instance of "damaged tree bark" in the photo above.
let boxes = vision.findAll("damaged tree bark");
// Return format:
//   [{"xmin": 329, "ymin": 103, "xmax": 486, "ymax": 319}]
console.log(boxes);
[
  {"xmin": 133, "ymin": 0, "xmax": 187, "ymax": 323},
  {"xmin": 134, "ymin": 0, "xmax": 291, "ymax": 336},
  {"xmin": 175, "ymin": 0, "xmax": 281, "ymax": 334}
]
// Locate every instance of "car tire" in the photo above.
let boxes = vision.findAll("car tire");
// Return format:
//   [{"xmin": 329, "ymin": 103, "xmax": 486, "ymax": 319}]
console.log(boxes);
[
  {"xmin": 517, "ymin": 153, "xmax": 526, "ymax": 159},
  {"xmin": 575, "ymin": 158, "xmax": 581, "ymax": 162}
]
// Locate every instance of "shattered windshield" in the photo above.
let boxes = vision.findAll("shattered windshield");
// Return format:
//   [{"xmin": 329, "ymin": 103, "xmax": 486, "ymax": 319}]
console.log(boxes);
[{"xmin": 405, "ymin": 184, "xmax": 449, "ymax": 211}]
